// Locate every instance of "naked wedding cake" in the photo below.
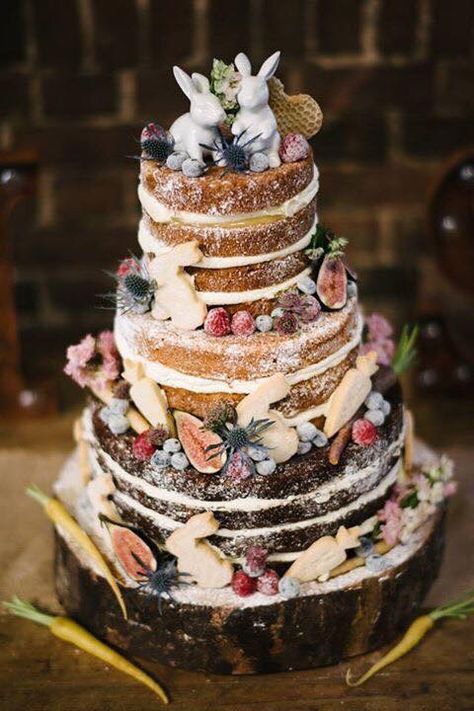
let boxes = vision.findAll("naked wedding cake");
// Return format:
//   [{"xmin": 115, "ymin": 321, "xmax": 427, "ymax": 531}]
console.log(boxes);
[{"xmin": 55, "ymin": 51, "xmax": 456, "ymax": 674}]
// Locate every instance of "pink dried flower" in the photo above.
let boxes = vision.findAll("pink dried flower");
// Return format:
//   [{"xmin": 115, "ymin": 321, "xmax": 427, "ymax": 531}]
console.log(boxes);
[
  {"xmin": 378, "ymin": 499, "xmax": 402, "ymax": 546},
  {"xmin": 360, "ymin": 338, "xmax": 395, "ymax": 367},
  {"xmin": 274, "ymin": 311, "xmax": 299, "ymax": 336},
  {"xmin": 443, "ymin": 481, "xmax": 458, "ymax": 497},
  {"xmin": 64, "ymin": 334, "xmax": 97, "ymax": 388},
  {"xmin": 366, "ymin": 313, "xmax": 393, "ymax": 341},
  {"xmin": 64, "ymin": 331, "xmax": 121, "ymax": 391}
]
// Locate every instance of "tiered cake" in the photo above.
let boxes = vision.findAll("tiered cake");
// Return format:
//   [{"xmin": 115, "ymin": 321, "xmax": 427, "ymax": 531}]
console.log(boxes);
[{"xmin": 55, "ymin": 51, "xmax": 455, "ymax": 674}]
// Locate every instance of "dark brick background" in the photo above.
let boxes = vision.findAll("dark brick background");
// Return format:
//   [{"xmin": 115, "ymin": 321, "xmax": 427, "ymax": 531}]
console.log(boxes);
[{"xmin": 0, "ymin": 0, "xmax": 473, "ymax": 381}]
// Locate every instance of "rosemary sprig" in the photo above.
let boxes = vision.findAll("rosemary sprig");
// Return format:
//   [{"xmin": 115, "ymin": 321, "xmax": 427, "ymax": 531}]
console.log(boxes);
[{"xmin": 392, "ymin": 324, "xmax": 419, "ymax": 375}]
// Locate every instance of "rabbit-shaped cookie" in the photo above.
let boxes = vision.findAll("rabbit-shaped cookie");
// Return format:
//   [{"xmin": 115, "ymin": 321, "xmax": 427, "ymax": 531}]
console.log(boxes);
[
  {"xmin": 232, "ymin": 51, "xmax": 281, "ymax": 168},
  {"xmin": 170, "ymin": 67, "xmax": 226, "ymax": 164}
]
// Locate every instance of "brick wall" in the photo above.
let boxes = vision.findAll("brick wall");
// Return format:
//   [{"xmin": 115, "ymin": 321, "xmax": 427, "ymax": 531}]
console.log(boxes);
[{"xmin": 1, "ymin": 0, "xmax": 473, "ymax": 378}]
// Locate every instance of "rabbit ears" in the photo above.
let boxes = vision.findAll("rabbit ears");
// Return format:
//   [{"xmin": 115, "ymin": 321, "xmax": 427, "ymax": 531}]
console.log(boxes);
[
  {"xmin": 234, "ymin": 51, "xmax": 281, "ymax": 80},
  {"xmin": 173, "ymin": 66, "xmax": 210, "ymax": 98}
]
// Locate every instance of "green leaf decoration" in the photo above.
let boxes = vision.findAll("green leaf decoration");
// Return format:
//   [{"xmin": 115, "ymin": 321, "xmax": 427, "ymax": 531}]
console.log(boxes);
[
  {"xmin": 392, "ymin": 324, "xmax": 419, "ymax": 375},
  {"xmin": 306, "ymin": 225, "xmax": 348, "ymax": 260}
]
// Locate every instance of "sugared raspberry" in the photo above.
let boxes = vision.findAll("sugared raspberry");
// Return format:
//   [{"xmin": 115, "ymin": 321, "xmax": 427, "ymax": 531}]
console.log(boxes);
[
  {"xmin": 232, "ymin": 570, "xmax": 257, "ymax": 597},
  {"xmin": 352, "ymin": 418, "xmax": 377, "ymax": 446},
  {"xmin": 231, "ymin": 310, "xmax": 256, "ymax": 336},
  {"xmin": 204, "ymin": 307, "xmax": 231, "ymax": 337},
  {"xmin": 256, "ymin": 569, "xmax": 280, "ymax": 596},
  {"xmin": 132, "ymin": 431, "xmax": 157, "ymax": 461},
  {"xmin": 279, "ymin": 133, "xmax": 310, "ymax": 163},
  {"xmin": 244, "ymin": 546, "xmax": 268, "ymax": 577},
  {"xmin": 117, "ymin": 258, "xmax": 136, "ymax": 278}
]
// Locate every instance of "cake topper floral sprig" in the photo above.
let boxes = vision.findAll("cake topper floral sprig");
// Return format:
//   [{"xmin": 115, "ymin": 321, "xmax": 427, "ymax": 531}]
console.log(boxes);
[
  {"xmin": 138, "ymin": 123, "xmax": 175, "ymax": 164},
  {"xmin": 209, "ymin": 59, "xmax": 241, "ymax": 125}
]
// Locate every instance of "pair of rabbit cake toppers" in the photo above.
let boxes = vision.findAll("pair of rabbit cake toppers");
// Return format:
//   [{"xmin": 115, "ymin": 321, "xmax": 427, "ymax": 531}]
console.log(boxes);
[{"xmin": 170, "ymin": 51, "xmax": 282, "ymax": 168}]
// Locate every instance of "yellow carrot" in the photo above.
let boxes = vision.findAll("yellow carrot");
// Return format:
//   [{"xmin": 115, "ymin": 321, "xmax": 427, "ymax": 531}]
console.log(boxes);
[
  {"xmin": 27, "ymin": 484, "xmax": 127, "ymax": 620},
  {"xmin": 346, "ymin": 588, "xmax": 474, "ymax": 686},
  {"xmin": 3, "ymin": 597, "xmax": 168, "ymax": 705}
]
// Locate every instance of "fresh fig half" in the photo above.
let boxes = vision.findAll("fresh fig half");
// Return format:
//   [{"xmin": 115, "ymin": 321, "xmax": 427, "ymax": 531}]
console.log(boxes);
[
  {"xmin": 316, "ymin": 254, "xmax": 348, "ymax": 310},
  {"xmin": 99, "ymin": 514, "xmax": 158, "ymax": 580},
  {"xmin": 174, "ymin": 410, "xmax": 227, "ymax": 474}
]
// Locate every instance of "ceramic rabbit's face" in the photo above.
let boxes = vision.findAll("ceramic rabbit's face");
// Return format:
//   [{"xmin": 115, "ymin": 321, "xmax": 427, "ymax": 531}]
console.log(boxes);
[
  {"xmin": 237, "ymin": 76, "xmax": 268, "ymax": 110},
  {"xmin": 191, "ymin": 93, "xmax": 226, "ymax": 127}
]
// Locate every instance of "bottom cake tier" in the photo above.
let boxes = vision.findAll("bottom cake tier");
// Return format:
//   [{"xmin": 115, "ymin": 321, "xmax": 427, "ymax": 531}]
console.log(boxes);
[{"xmin": 55, "ymin": 508, "xmax": 445, "ymax": 675}]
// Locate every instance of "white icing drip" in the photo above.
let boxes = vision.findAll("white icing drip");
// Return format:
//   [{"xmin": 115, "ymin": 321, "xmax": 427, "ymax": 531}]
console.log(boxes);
[
  {"xmin": 198, "ymin": 267, "xmax": 311, "ymax": 305},
  {"xmin": 138, "ymin": 166, "xmax": 320, "ymax": 225},
  {"xmin": 138, "ymin": 215, "xmax": 318, "ymax": 269},
  {"xmin": 114, "ymin": 313, "xmax": 363, "ymax": 396},
  {"xmin": 112, "ymin": 461, "xmax": 400, "ymax": 539}
]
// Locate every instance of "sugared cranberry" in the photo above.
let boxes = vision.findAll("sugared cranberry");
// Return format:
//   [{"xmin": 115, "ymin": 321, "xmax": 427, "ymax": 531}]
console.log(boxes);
[
  {"xmin": 132, "ymin": 431, "xmax": 156, "ymax": 461},
  {"xmin": 256, "ymin": 569, "xmax": 280, "ymax": 596},
  {"xmin": 232, "ymin": 570, "xmax": 257, "ymax": 597}
]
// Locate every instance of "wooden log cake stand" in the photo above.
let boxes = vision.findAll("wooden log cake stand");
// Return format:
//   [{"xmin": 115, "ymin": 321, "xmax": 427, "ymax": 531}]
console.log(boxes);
[{"xmin": 54, "ymin": 511, "xmax": 445, "ymax": 675}]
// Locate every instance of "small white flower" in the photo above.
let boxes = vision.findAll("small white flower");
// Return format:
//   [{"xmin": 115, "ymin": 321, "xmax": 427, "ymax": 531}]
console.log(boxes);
[{"xmin": 430, "ymin": 481, "xmax": 445, "ymax": 505}]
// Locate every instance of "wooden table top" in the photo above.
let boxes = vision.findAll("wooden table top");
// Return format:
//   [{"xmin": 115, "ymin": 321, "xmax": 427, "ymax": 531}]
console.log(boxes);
[{"xmin": 0, "ymin": 399, "xmax": 473, "ymax": 711}]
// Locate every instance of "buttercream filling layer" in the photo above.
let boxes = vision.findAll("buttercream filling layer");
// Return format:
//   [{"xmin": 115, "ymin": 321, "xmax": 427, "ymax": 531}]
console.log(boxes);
[
  {"xmin": 138, "ymin": 215, "xmax": 318, "ymax": 269},
  {"xmin": 114, "ymin": 312, "xmax": 363, "ymax": 395},
  {"xmin": 138, "ymin": 167, "xmax": 319, "ymax": 226}
]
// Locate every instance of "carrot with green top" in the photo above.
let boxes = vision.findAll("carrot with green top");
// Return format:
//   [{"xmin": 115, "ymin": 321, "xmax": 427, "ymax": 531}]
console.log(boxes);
[
  {"xmin": 4, "ymin": 597, "xmax": 168, "ymax": 704},
  {"xmin": 27, "ymin": 484, "xmax": 127, "ymax": 620},
  {"xmin": 346, "ymin": 588, "xmax": 474, "ymax": 686}
]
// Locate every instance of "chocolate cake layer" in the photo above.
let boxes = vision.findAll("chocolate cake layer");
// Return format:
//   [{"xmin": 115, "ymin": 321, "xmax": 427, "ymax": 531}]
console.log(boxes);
[
  {"xmin": 85, "ymin": 379, "xmax": 403, "ymax": 559},
  {"xmin": 54, "ymin": 510, "xmax": 445, "ymax": 674}
]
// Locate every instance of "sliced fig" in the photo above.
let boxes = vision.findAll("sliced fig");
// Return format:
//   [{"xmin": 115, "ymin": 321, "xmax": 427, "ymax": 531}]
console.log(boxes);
[
  {"xmin": 99, "ymin": 514, "xmax": 158, "ymax": 580},
  {"xmin": 316, "ymin": 254, "xmax": 348, "ymax": 310},
  {"xmin": 174, "ymin": 410, "xmax": 227, "ymax": 474}
]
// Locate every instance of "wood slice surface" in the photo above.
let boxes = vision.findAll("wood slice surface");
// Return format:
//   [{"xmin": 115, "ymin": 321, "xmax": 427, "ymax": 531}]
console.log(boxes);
[{"xmin": 54, "ymin": 511, "xmax": 446, "ymax": 675}]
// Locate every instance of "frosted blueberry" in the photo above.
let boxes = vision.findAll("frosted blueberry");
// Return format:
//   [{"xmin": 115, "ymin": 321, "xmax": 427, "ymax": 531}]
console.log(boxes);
[
  {"xmin": 151, "ymin": 450, "xmax": 171, "ymax": 469},
  {"xmin": 312, "ymin": 430, "xmax": 328, "ymax": 448},
  {"xmin": 99, "ymin": 406, "xmax": 112, "ymax": 424},
  {"xmin": 166, "ymin": 152, "xmax": 187, "ymax": 171},
  {"xmin": 163, "ymin": 438, "xmax": 182, "ymax": 453},
  {"xmin": 278, "ymin": 576, "xmax": 300, "ymax": 599},
  {"xmin": 170, "ymin": 451, "xmax": 189, "ymax": 471},
  {"xmin": 256, "ymin": 457, "xmax": 277, "ymax": 476},
  {"xmin": 297, "ymin": 440, "xmax": 312, "ymax": 455},
  {"xmin": 247, "ymin": 445, "xmax": 268, "ymax": 462},
  {"xmin": 181, "ymin": 158, "xmax": 204, "ymax": 178},
  {"xmin": 108, "ymin": 398, "xmax": 129, "ymax": 416},
  {"xmin": 380, "ymin": 399, "xmax": 391, "ymax": 416},
  {"xmin": 271, "ymin": 307, "xmax": 285, "ymax": 319},
  {"xmin": 355, "ymin": 536, "xmax": 374, "ymax": 558},
  {"xmin": 365, "ymin": 409, "xmax": 385, "ymax": 427},
  {"xmin": 365, "ymin": 391, "xmax": 384, "ymax": 410},
  {"xmin": 249, "ymin": 152, "xmax": 269, "ymax": 173},
  {"xmin": 255, "ymin": 314, "xmax": 273, "ymax": 333},
  {"xmin": 297, "ymin": 275, "xmax": 317, "ymax": 295},
  {"xmin": 347, "ymin": 281, "xmax": 358, "ymax": 298},
  {"xmin": 296, "ymin": 421, "xmax": 318, "ymax": 442},
  {"xmin": 365, "ymin": 553, "xmax": 387, "ymax": 573},
  {"xmin": 107, "ymin": 413, "xmax": 129, "ymax": 435}
]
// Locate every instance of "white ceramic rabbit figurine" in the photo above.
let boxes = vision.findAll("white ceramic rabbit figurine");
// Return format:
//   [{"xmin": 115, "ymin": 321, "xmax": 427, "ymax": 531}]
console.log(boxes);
[
  {"xmin": 170, "ymin": 67, "xmax": 226, "ymax": 164},
  {"xmin": 232, "ymin": 51, "xmax": 281, "ymax": 168}
]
